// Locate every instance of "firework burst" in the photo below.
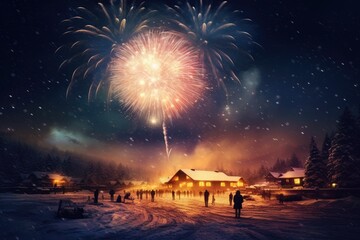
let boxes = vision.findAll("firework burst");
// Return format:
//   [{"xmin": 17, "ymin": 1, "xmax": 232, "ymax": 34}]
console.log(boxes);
[
  {"xmin": 109, "ymin": 30, "xmax": 206, "ymax": 158},
  {"xmin": 165, "ymin": 0, "xmax": 255, "ymax": 90},
  {"xmin": 56, "ymin": 0, "xmax": 155, "ymax": 99},
  {"xmin": 109, "ymin": 30, "xmax": 206, "ymax": 122}
]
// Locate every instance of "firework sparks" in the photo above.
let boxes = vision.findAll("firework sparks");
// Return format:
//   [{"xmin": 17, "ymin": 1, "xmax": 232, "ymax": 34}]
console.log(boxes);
[
  {"xmin": 109, "ymin": 30, "xmax": 206, "ymax": 123},
  {"xmin": 165, "ymin": 0, "xmax": 255, "ymax": 90},
  {"xmin": 56, "ymin": 0, "xmax": 155, "ymax": 100},
  {"xmin": 109, "ymin": 30, "xmax": 206, "ymax": 158}
]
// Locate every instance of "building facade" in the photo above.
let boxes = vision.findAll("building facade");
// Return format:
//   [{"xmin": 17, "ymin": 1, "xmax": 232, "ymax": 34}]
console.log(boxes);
[{"xmin": 166, "ymin": 169, "xmax": 245, "ymax": 192}]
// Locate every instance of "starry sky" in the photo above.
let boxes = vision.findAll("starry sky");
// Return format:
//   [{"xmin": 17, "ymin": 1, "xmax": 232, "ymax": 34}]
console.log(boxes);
[{"xmin": 1, "ymin": 0, "xmax": 359, "ymax": 173}]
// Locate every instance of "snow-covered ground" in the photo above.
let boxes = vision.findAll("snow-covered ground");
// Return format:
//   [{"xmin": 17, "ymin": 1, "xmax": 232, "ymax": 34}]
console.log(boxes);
[{"xmin": 1, "ymin": 191, "xmax": 360, "ymax": 240}]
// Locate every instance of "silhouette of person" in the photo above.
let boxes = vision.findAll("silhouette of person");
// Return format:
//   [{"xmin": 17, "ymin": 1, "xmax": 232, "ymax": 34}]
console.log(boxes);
[
  {"xmin": 94, "ymin": 189, "xmax": 99, "ymax": 204},
  {"xmin": 151, "ymin": 189, "xmax": 155, "ymax": 202},
  {"xmin": 109, "ymin": 189, "xmax": 115, "ymax": 201},
  {"xmin": 212, "ymin": 194, "xmax": 215, "ymax": 205},
  {"xmin": 116, "ymin": 195, "xmax": 122, "ymax": 203},
  {"xmin": 172, "ymin": 190, "xmax": 175, "ymax": 200},
  {"xmin": 204, "ymin": 190, "xmax": 210, "ymax": 207},
  {"xmin": 229, "ymin": 192, "xmax": 233, "ymax": 206},
  {"xmin": 278, "ymin": 193, "xmax": 284, "ymax": 204},
  {"xmin": 233, "ymin": 190, "xmax": 243, "ymax": 218}
]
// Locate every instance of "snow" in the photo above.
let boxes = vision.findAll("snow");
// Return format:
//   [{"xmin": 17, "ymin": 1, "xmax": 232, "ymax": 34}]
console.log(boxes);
[
  {"xmin": 0, "ymin": 191, "xmax": 360, "ymax": 240},
  {"xmin": 279, "ymin": 169, "xmax": 305, "ymax": 178},
  {"xmin": 179, "ymin": 169, "xmax": 242, "ymax": 182}
]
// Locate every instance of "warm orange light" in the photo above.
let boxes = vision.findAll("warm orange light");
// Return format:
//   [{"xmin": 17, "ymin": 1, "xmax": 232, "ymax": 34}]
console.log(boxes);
[
  {"xmin": 294, "ymin": 178, "xmax": 301, "ymax": 185},
  {"xmin": 199, "ymin": 181, "xmax": 205, "ymax": 187},
  {"xmin": 206, "ymin": 182, "xmax": 211, "ymax": 187},
  {"xmin": 220, "ymin": 182, "xmax": 226, "ymax": 187},
  {"xmin": 187, "ymin": 182, "xmax": 193, "ymax": 187},
  {"xmin": 331, "ymin": 183, "xmax": 337, "ymax": 188}
]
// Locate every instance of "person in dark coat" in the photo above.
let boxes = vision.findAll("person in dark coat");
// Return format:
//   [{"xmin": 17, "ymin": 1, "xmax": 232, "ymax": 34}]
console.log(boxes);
[
  {"xmin": 233, "ymin": 190, "xmax": 243, "ymax": 218},
  {"xmin": 229, "ymin": 192, "xmax": 233, "ymax": 206},
  {"xmin": 204, "ymin": 190, "xmax": 210, "ymax": 207},
  {"xmin": 150, "ymin": 189, "xmax": 156, "ymax": 202},
  {"xmin": 94, "ymin": 189, "xmax": 99, "ymax": 204},
  {"xmin": 109, "ymin": 189, "xmax": 115, "ymax": 201},
  {"xmin": 172, "ymin": 190, "xmax": 175, "ymax": 200}
]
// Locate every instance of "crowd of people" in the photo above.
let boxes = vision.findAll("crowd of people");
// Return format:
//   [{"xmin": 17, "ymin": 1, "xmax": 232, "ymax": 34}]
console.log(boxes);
[{"xmin": 90, "ymin": 188, "xmax": 245, "ymax": 218}]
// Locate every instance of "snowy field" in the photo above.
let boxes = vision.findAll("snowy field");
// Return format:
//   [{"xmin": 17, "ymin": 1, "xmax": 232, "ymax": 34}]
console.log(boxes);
[{"xmin": 1, "ymin": 191, "xmax": 360, "ymax": 240}]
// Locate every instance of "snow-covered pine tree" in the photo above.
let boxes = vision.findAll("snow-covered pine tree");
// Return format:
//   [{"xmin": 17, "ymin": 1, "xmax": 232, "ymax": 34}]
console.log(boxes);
[
  {"xmin": 320, "ymin": 133, "xmax": 332, "ymax": 186},
  {"xmin": 327, "ymin": 107, "xmax": 360, "ymax": 188},
  {"xmin": 304, "ymin": 137, "xmax": 326, "ymax": 188},
  {"xmin": 288, "ymin": 153, "xmax": 302, "ymax": 168}
]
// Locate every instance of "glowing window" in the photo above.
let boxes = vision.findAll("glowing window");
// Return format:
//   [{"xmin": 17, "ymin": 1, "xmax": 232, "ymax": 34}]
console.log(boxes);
[
  {"xmin": 237, "ymin": 181, "xmax": 244, "ymax": 187},
  {"xmin": 186, "ymin": 176, "xmax": 190, "ymax": 180},
  {"xmin": 174, "ymin": 176, "xmax": 179, "ymax": 181},
  {"xmin": 199, "ymin": 181, "xmax": 205, "ymax": 187},
  {"xmin": 187, "ymin": 182, "xmax": 193, "ymax": 187},
  {"xmin": 206, "ymin": 182, "xmax": 211, "ymax": 187},
  {"xmin": 230, "ymin": 182, "xmax": 236, "ymax": 187},
  {"xmin": 220, "ymin": 182, "xmax": 226, "ymax": 187},
  {"xmin": 294, "ymin": 178, "xmax": 300, "ymax": 185}
]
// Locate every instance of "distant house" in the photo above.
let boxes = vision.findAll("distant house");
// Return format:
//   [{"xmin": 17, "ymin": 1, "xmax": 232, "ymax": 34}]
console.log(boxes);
[
  {"xmin": 24, "ymin": 172, "xmax": 71, "ymax": 188},
  {"xmin": 166, "ymin": 169, "xmax": 245, "ymax": 191},
  {"xmin": 265, "ymin": 172, "xmax": 282, "ymax": 183},
  {"xmin": 278, "ymin": 168, "xmax": 305, "ymax": 188}
]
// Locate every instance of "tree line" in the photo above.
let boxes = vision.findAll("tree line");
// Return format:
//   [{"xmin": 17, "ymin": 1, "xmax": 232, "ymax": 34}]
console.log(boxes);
[
  {"xmin": 304, "ymin": 107, "xmax": 360, "ymax": 188},
  {"xmin": 0, "ymin": 134, "xmax": 135, "ymax": 186}
]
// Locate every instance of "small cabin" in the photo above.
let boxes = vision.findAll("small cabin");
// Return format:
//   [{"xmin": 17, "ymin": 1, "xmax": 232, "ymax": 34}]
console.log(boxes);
[
  {"xmin": 278, "ymin": 168, "xmax": 305, "ymax": 188},
  {"xmin": 166, "ymin": 169, "xmax": 245, "ymax": 192}
]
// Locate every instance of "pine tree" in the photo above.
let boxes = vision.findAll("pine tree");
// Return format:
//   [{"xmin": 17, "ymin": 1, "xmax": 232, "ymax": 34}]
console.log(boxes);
[
  {"xmin": 287, "ymin": 153, "xmax": 302, "ymax": 168},
  {"xmin": 319, "ymin": 133, "xmax": 332, "ymax": 186},
  {"xmin": 304, "ymin": 137, "xmax": 326, "ymax": 188},
  {"xmin": 327, "ymin": 107, "xmax": 360, "ymax": 188}
]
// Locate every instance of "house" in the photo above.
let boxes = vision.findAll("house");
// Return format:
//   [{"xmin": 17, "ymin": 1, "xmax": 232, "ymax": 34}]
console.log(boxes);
[
  {"xmin": 24, "ymin": 172, "xmax": 71, "ymax": 188},
  {"xmin": 265, "ymin": 171, "xmax": 282, "ymax": 183},
  {"xmin": 166, "ymin": 169, "xmax": 245, "ymax": 191},
  {"xmin": 278, "ymin": 168, "xmax": 305, "ymax": 188}
]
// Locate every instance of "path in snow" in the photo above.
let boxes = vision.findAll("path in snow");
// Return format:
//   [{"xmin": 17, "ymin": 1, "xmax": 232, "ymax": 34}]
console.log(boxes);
[{"xmin": 1, "ymin": 192, "xmax": 360, "ymax": 239}]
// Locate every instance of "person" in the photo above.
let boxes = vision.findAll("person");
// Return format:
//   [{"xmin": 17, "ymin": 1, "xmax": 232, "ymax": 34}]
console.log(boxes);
[
  {"xmin": 278, "ymin": 193, "xmax": 284, "ymax": 204},
  {"xmin": 229, "ymin": 192, "xmax": 233, "ymax": 206},
  {"xmin": 233, "ymin": 190, "xmax": 243, "ymax": 218},
  {"xmin": 212, "ymin": 194, "xmax": 215, "ymax": 205},
  {"xmin": 151, "ymin": 189, "xmax": 155, "ymax": 202},
  {"xmin": 116, "ymin": 195, "xmax": 122, "ymax": 203},
  {"xmin": 109, "ymin": 189, "xmax": 115, "ymax": 201},
  {"xmin": 172, "ymin": 190, "xmax": 175, "ymax": 200},
  {"xmin": 204, "ymin": 190, "xmax": 210, "ymax": 207},
  {"xmin": 94, "ymin": 189, "xmax": 99, "ymax": 204}
]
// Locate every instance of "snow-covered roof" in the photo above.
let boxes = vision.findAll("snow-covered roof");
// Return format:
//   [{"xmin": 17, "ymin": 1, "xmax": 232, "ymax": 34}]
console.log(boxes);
[
  {"xmin": 179, "ymin": 169, "xmax": 243, "ymax": 182},
  {"xmin": 268, "ymin": 172, "xmax": 282, "ymax": 178},
  {"xmin": 279, "ymin": 168, "xmax": 305, "ymax": 178}
]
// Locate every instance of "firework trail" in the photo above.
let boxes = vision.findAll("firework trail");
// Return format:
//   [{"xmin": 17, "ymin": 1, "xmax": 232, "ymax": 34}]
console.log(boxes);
[
  {"xmin": 165, "ymin": 0, "xmax": 255, "ymax": 92},
  {"xmin": 109, "ymin": 30, "xmax": 206, "ymax": 158},
  {"xmin": 56, "ymin": 0, "xmax": 155, "ymax": 100},
  {"xmin": 162, "ymin": 121, "xmax": 172, "ymax": 159}
]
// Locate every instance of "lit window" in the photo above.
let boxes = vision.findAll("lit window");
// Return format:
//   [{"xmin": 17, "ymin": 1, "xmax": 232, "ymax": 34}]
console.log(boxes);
[
  {"xmin": 186, "ymin": 176, "xmax": 190, "ymax": 180},
  {"xmin": 220, "ymin": 182, "xmax": 226, "ymax": 187},
  {"xmin": 206, "ymin": 182, "xmax": 211, "ymax": 187},
  {"xmin": 187, "ymin": 182, "xmax": 193, "ymax": 187},
  {"xmin": 174, "ymin": 176, "xmax": 179, "ymax": 181},
  {"xmin": 237, "ymin": 181, "xmax": 243, "ymax": 187},
  {"xmin": 294, "ymin": 178, "xmax": 300, "ymax": 185},
  {"xmin": 230, "ymin": 182, "xmax": 236, "ymax": 187},
  {"xmin": 199, "ymin": 181, "xmax": 205, "ymax": 187},
  {"xmin": 332, "ymin": 183, "xmax": 337, "ymax": 188}
]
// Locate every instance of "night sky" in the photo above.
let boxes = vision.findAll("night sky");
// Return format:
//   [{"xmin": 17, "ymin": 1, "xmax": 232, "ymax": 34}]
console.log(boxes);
[{"xmin": 1, "ymin": 0, "xmax": 359, "ymax": 173}]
